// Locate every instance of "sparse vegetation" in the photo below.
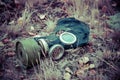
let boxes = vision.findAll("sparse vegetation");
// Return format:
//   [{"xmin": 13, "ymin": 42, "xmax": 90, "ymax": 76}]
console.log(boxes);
[
  {"xmin": 34, "ymin": 59, "xmax": 62, "ymax": 80},
  {"xmin": 0, "ymin": 0, "xmax": 120, "ymax": 80}
]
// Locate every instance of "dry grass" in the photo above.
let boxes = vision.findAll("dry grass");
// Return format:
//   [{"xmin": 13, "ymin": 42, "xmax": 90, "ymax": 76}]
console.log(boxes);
[
  {"xmin": 44, "ymin": 15, "xmax": 58, "ymax": 33},
  {"xmin": 31, "ymin": 0, "xmax": 118, "ymax": 80},
  {"xmin": 5, "ymin": 8, "xmax": 38, "ymax": 38},
  {"xmin": 34, "ymin": 59, "xmax": 62, "ymax": 80},
  {"xmin": 1, "ymin": 0, "xmax": 119, "ymax": 80},
  {"xmin": 65, "ymin": 0, "xmax": 100, "ymax": 23}
]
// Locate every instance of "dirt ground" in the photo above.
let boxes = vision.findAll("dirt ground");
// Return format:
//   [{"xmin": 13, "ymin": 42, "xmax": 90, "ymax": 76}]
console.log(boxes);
[{"xmin": 0, "ymin": 0, "xmax": 120, "ymax": 80}]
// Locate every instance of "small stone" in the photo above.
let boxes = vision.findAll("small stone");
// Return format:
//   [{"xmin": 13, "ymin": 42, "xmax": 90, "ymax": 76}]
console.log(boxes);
[
  {"xmin": 63, "ymin": 72, "xmax": 71, "ymax": 80},
  {"xmin": 97, "ymin": 43, "xmax": 101, "ymax": 46},
  {"xmin": 82, "ymin": 57, "xmax": 89, "ymax": 64},
  {"xmin": 33, "ymin": 34, "xmax": 41, "ymax": 37},
  {"xmin": 0, "ymin": 42, "xmax": 4, "ymax": 47},
  {"xmin": 83, "ymin": 64, "xmax": 90, "ymax": 70},
  {"xmin": 30, "ymin": 26, "xmax": 35, "ymax": 31},
  {"xmin": 65, "ymin": 67, "xmax": 73, "ymax": 74},
  {"xmin": 78, "ymin": 59, "xmax": 84, "ymax": 66},
  {"xmin": 39, "ymin": 14, "xmax": 46, "ymax": 20},
  {"xmin": 28, "ymin": 32, "xmax": 36, "ymax": 36},
  {"xmin": 15, "ymin": 64, "xmax": 21, "ymax": 69},
  {"xmin": 75, "ymin": 69, "xmax": 84, "ymax": 77},
  {"xmin": 89, "ymin": 64, "xmax": 95, "ymax": 69},
  {"xmin": 9, "ymin": 20, "xmax": 15, "ymax": 25},
  {"xmin": 117, "ymin": 52, "xmax": 120, "ymax": 55},
  {"xmin": 94, "ymin": 20, "xmax": 99, "ymax": 24},
  {"xmin": 17, "ymin": 17, "xmax": 24, "ymax": 25}
]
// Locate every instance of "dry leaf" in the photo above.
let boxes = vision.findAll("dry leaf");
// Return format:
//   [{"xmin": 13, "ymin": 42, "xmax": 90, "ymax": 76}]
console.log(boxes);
[
  {"xmin": 82, "ymin": 64, "xmax": 89, "ymax": 70},
  {"xmin": 17, "ymin": 17, "xmax": 24, "ymax": 25},
  {"xmin": 28, "ymin": 32, "xmax": 36, "ymax": 36},
  {"xmin": 82, "ymin": 57, "xmax": 89, "ymax": 64},
  {"xmin": 63, "ymin": 72, "xmax": 71, "ymax": 80},
  {"xmin": 78, "ymin": 59, "xmax": 84, "ymax": 67},
  {"xmin": 65, "ymin": 67, "xmax": 73, "ymax": 74},
  {"xmin": 0, "ymin": 42, "xmax": 4, "ymax": 47},
  {"xmin": 30, "ymin": 26, "xmax": 35, "ymax": 31},
  {"xmin": 75, "ymin": 69, "xmax": 84, "ymax": 77},
  {"xmin": 38, "ymin": 14, "xmax": 46, "ymax": 20},
  {"xmin": 89, "ymin": 64, "xmax": 95, "ymax": 69},
  {"xmin": 9, "ymin": 20, "xmax": 15, "ymax": 25}
]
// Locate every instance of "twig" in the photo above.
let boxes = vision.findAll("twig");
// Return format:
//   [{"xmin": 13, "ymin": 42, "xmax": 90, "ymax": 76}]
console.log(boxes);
[{"xmin": 90, "ymin": 54, "xmax": 118, "ymax": 71}]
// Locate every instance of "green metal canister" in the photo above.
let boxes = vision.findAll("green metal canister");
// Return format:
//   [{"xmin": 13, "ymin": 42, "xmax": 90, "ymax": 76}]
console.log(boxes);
[{"xmin": 16, "ymin": 38, "xmax": 42, "ymax": 67}]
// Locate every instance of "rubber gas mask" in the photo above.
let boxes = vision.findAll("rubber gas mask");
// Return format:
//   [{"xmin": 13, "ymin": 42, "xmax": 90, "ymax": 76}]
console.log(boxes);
[{"xmin": 16, "ymin": 17, "xmax": 90, "ymax": 67}]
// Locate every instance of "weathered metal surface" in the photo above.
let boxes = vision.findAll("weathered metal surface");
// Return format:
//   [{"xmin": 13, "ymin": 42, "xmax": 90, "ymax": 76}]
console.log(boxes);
[{"xmin": 16, "ymin": 38, "xmax": 41, "ymax": 67}]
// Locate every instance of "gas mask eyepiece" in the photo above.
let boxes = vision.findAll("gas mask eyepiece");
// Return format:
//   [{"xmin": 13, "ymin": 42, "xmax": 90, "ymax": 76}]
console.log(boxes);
[
  {"xmin": 59, "ymin": 32, "xmax": 77, "ymax": 45},
  {"xmin": 38, "ymin": 39, "xmax": 64, "ymax": 60},
  {"xmin": 49, "ymin": 44, "xmax": 64, "ymax": 60}
]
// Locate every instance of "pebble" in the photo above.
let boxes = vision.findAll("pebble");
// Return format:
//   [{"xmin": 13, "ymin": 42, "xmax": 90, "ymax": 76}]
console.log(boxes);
[
  {"xmin": 30, "ymin": 26, "xmax": 35, "ymax": 31},
  {"xmin": 38, "ymin": 14, "xmax": 46, "ymax": 20},
  {"xmin": 75, "ymin": 69, "xmax": 85, "ymax": 77},
  {"xmin": 65, "ymin": 67, "xmax": 73, "ymax": 74},
  {"xmin": 78, "ymin": 59, "xmax": 84, "ymax": 66},
  {"xmin": 63, "ymin": 72, "xmax": 71, "ymax": 80},
  {"xmin": 0, "ymin": 42, "xmax": 4, "ymax": 47},
  {"xmin": 82, "ymin": 57, "xmax": 89, "ymax": 64},
  {"xmin": 89, "ymin": 64, "xmax": 95, "ymax": 69},
  {"xmin": 17, "ymin": 17, "xmax": 24, "ymax": 25}
]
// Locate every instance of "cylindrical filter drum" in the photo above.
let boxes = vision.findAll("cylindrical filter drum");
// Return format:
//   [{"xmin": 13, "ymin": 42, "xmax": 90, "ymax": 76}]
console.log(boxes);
[{"xmin": 16, "ymin": 38, "xmax": 42, "ymax": 67}]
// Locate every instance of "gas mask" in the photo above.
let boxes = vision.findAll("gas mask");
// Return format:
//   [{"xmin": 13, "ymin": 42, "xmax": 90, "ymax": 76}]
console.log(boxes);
[{"xmin": 16, "ymin": 17, "xmax": 90, "ymax": 67}]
